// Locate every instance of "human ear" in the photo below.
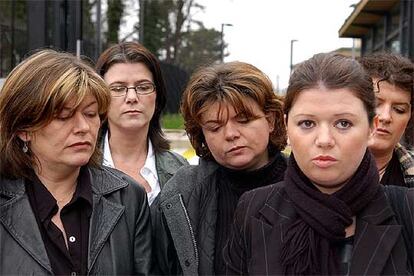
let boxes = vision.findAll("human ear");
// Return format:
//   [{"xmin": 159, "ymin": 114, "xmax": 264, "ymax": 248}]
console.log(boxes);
[
  {"xmin": 368, "ymin": 115, "xmax": 379, "ymax": 146},
  {"xmin": 266, "ymin": 111, "xmax": 276, "ymax": 132},
  {"xmin": 284, "ymin": 114, "xmax": 291, "ymax": 146},
  {"xmin": 17, "ymin": 131, "xmax": 32, "ymax": 142}
]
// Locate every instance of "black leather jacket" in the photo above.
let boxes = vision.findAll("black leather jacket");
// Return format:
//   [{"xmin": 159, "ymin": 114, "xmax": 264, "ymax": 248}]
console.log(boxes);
[{"xmin": 0, "ymin": 166, "xmax": 152, "ymax": 275}]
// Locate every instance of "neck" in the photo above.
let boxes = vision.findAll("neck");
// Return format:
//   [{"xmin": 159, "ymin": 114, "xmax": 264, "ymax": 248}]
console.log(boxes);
[
  {"xmin": 35, "ymin": 164, "xmax": 80, "ymax": 203},
  {"xmin": 108, "ymin": 126, "xmax": 149, "ymax": 161},
  {"xmin": 371, "ymin": 148, "xmax": 393, "ymax": 172}
]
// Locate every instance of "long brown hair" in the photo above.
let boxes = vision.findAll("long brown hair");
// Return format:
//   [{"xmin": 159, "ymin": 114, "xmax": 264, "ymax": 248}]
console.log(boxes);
[
  {"xmin": 0, "ymin": 49, "xmax": 111, "ymax": 179},
  {"xmin": 96, "ymin": 41, "xmax": 169, "ymax": 152}
]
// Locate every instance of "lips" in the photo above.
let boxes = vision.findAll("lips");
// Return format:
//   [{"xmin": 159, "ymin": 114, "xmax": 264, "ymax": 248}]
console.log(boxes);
[
  {"xmin": 123, "ymin": 109, "xmax": 142, "ymax": 114},
  {"xmin": 69, "ymin": 141, "xmax": 92, "ymax": 148},
  {"xmin": 312, "ymin": 155, "xmax": 337, "ymax": 168},
  {"xmin": 227, "ymin": 146, "xmax": 246, "ymax": 153},
  {"xmin": 376, "ymin": 128, "xmax": 391, "ymax": 135}
]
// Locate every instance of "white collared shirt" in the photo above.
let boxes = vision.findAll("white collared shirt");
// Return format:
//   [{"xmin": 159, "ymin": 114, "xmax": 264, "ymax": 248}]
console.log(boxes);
[{"xmin": 103, "ymin": 132, "xmax": 160, "ymax": 205}]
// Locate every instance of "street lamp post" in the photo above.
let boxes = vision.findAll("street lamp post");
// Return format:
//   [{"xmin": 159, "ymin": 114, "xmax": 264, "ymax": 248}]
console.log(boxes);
[
  {"xmin": 221, "ymin": 23, "xmax": 233, "ymax": 62},
  {"xmin": 290, "ymin": 39, "xmax": 298, "ymax": 74}
]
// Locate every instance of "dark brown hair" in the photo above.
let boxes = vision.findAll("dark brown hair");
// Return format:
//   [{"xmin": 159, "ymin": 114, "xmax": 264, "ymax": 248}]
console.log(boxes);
[
  {"xmin": 0, "ymin": 49, "xmax": 111, "ymax": 179},
  {"xmin": 96, "ymin": 41, "xmax": 169, "ymax": 152},
  {"xmin": 359, "ymin": 52, "xmax": 414, "ymax": 147},
  {"xmin": 181, "ymin": 61, "xmax": 287, "ymax": 159},
  {"xmin": 285, "ymin": 53, "xmax": 376, "ymax": 124}
]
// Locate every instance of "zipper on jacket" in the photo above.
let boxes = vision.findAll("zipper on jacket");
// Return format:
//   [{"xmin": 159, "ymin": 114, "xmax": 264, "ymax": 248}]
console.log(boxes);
[{"xmin": 179, "ymin": 195, "xmax": 199, "ymax": 268}]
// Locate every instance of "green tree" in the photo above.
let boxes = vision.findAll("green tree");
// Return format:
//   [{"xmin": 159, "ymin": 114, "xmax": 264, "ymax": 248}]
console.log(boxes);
[
  {"xmin": 178, "ymin": 27, "xmax": 222, "ymax": 73},
  {"xmin": 106, "ymin": 0, "xmax": 124, "ymax": 45},
  {"xmin": 141, "ymin": 0, "xmax": 222, "ymax": 72}
]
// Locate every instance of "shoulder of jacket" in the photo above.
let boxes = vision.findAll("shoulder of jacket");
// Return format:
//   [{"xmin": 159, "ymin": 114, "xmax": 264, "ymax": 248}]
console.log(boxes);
[
  {"xmin": 89, "ymin": 166, "xmax": 146, "ymax": 196},
  {"xmin": 238, "ymin": 181, "xmax": 288, "ymax": 213},
  {"xmin": 160, "ymin": 160, "xmax": 219, "ymax": 202},
  {"xmin": 157, "ymin": 150, "xmax": 189, "ymax": 165}
]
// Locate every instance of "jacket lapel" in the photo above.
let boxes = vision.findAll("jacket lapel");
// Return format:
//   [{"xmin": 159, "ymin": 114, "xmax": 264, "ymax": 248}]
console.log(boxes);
[
  {"xmin": 0, "ymin": 180, "xmax": 52, "ymax": 273},
  {"xmin": 87, "ymin": 167, "xmax": 126, "ymax": 272},
  {"xmin": 155, "ymin": 152, "xmax": 182, "ymax": 188},
  {"xmin": 253, "ymin": 191, "xmax": 295, "ymax": 275},
  {"xmin": 350, "ymin": 191, "xmax": 402, "ymax": 275}
]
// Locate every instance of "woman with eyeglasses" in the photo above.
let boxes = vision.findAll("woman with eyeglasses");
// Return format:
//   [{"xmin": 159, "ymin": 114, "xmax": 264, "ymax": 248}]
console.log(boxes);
[{"xmin": 96, "ymin": 42, "xmax": 188, "ymax": 209}]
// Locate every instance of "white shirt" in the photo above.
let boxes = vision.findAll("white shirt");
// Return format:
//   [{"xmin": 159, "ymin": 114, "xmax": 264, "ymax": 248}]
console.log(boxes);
[{"xmin": 103, "ymin": 132, "xmax": 160, "ymax": 206}]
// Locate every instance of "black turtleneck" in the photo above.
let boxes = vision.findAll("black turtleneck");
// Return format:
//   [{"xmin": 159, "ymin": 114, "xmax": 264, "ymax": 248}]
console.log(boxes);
[{"xmin": 214, "ymin": 151, "xmax": 287, "ymax": 274}]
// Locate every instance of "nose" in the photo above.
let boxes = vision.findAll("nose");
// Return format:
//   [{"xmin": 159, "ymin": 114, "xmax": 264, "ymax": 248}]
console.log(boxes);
[
  {"xmin": 224, "ymin": 121, "xmax": 240, "ymax": 141},
  {"xmin": 125, "ymin": 88, "xmax": 139, "ymax": 103},
  {"xmin": 315, "ymin": 124, "xmax": 335, "ymax": 148},
  {"xmin": 73, "ymin": 112, "xmax": 91, "ymax": 134},
  {"xmin": 377, "ymin": 104, "xmax": 392, "ymax": 124}
]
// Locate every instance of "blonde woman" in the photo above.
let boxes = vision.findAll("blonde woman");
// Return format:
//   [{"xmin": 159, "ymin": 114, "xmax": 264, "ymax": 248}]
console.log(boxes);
[{"xmin": 0, "ymin": 49, "xmax": 151, "ymax": 275}]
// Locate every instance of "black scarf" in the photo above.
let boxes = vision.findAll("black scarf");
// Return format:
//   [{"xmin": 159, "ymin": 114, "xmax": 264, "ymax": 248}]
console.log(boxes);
[{"xmin": 281, "ymin": 150, "xmax": 380, "ymax": 275}]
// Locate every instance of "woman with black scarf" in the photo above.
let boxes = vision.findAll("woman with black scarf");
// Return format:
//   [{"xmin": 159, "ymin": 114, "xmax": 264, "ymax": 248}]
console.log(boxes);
[{"xmin": 223, "ymin": 53, "xmax": 414, "ymax": 275}]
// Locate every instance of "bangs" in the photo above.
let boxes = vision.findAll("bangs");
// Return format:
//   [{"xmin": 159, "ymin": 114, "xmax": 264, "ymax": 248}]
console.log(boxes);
[
  {"xmin": 196, "ymin": 88, "xmax": 262, "ymax": 124},
  {"xmin": 48, "ymin": 67, "xmax": 111, "ymax": 121}
]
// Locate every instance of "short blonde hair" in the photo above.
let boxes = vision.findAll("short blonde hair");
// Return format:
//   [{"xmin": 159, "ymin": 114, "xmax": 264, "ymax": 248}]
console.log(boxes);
[
  {"xmin": 181, "ymin": 61, "xmax": 287, "ymax": 159},
  {"xmin": 0, "ymin": 49, "xmax": 111, "ymax": 179}
]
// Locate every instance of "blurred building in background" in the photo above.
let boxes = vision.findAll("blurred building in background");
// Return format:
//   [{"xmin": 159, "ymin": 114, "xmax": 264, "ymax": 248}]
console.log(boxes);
[
  {"xmin": 0, "ymin": 0, "xmax": 193, "ymax": 113},
  {"xmin": 0, "ymin": 0, "xmax": 101, "ymax": 78},
  {"xmin": 339, "ymin": 0, "xmax": 414, "ymax": 60}
]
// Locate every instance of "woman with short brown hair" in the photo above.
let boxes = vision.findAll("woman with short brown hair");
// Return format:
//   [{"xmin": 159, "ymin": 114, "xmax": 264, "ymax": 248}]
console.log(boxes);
[
  {"xmin": 154, "ymin": 61, "xmax": 287, "ymax": 275},
  {"xmin": 0, "ymin": 49, "xmax": 152, "ymax": 275},
  {"xmin": 359, "ymin": 52, "xmax": 414, "ymax": 187}
]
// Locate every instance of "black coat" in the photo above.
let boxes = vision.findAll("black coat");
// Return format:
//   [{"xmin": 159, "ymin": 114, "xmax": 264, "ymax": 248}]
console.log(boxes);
[
  {"xmin": 224, "ymin": 182, "xmax": 414, "ymax": 275},
  {"xmin": 0, "ymin": 166, "xmax": 152, "ymax": 275}
]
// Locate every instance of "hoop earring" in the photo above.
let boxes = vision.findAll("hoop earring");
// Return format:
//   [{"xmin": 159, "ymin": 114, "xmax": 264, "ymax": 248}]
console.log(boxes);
[{"xmin": 22, "ymin": 141, "xmax": 29, "ymax": 153}]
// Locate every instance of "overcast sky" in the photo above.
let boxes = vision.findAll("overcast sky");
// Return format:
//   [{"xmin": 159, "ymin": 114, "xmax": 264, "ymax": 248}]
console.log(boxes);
[{"xmin": 194, "ymin": 0, "xmax": 359, "ymax": 89}]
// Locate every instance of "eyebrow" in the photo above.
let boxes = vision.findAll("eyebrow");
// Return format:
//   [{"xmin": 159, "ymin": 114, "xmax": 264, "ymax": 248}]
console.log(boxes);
[
  {"xmin": 109, "ymin": 79, "xmax": 153, "ymax": 86},
  {"xmin": 292, "ymin": 112, "xmax": 359, "ymax": 118},
  {"xmin": 203, "ymin": 120, "xmax": 222, "ymax": 125},
  {"xmin": 376, "ymin": 96, "xmax": 411, "ymax": 106}
]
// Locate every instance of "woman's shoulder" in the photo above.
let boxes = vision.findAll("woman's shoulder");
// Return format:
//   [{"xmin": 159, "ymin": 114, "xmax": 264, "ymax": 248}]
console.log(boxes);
[
  {"xmin": 238, "ymin": 181, "xmax": 289, "ymax": 213},
  {"xmin": 160, "ymin": 159, "xmax": 219, "ymax": 200},
  {"xmin": 395, "ymin": 144, "xmax": 414, "ymax": 169},
  {"xmin": 88, "ymin": 166, "xmax": 146, "ymax": 197},
  {"xmin": 155, "ymin": 150, "xmax": 189, "ymax": 173}
]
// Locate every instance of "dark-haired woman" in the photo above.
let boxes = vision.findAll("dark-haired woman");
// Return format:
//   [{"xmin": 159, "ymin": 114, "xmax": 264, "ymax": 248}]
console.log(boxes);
[
  {"xmin": 96, "ymin": 42, "xmax": 188, "ymax": 209},
  {"xmin": 359, "ymin": 52, "xmax": 414, "ymax": 187},
  {"xmin": 224, "ymin": 53, "xmax": 414, "ymax": 275}
]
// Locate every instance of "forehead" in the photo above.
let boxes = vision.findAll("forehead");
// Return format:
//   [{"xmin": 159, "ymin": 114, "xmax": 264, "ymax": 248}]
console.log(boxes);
[
  {"xmin": 374, "ymin": 79, "xmax": 411, "ymax": 104},
  {"xmin": 200, "ymin": 98, "xmax": 263, "ymax": 122},
  {"xmin": 103, "ymin": 62, "xmax": 153, "ymax": 82},
  {"xmin": 289, "ymin": 88, "xmax": 366, "ymax": 115}
]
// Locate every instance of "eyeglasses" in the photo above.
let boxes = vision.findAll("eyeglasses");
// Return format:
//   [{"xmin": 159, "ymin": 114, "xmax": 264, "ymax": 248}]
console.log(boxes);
[{"xmin": 109, "ymin": 82, "xmax": 156, "ymax": 97}]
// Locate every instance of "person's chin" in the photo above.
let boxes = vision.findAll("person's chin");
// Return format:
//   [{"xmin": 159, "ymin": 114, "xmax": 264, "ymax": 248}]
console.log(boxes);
[
  {"xmin": 369, "ymin": 139, "xmax": 394, "ymax": 154},
  {"xmin": 226, "ymin": 159, "xmax": 255, "ymax": 171}
]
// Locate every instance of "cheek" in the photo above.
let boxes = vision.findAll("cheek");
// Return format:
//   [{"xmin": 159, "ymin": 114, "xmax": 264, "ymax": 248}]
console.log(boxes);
[
  {"xmin": 397, "ymin": 115, "xmax": 411, "ymax": 130},
  {"xmin": 90, "ymin": 119, "xmax": 101, "ymax": 136},
  {"xmin": 203, "ymin": 133, "xmax": 222, "ymax": 155},
  {"xmin": 108, "ymin": 99, "xmax": 123, "ymax": 116}
]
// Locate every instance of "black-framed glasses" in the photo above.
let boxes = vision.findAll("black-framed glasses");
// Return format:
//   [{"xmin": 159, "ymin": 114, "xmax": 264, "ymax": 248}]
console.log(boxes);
[{"xmin": 110, "ymin": 82, "xmax": 156, "ymax": 97}]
